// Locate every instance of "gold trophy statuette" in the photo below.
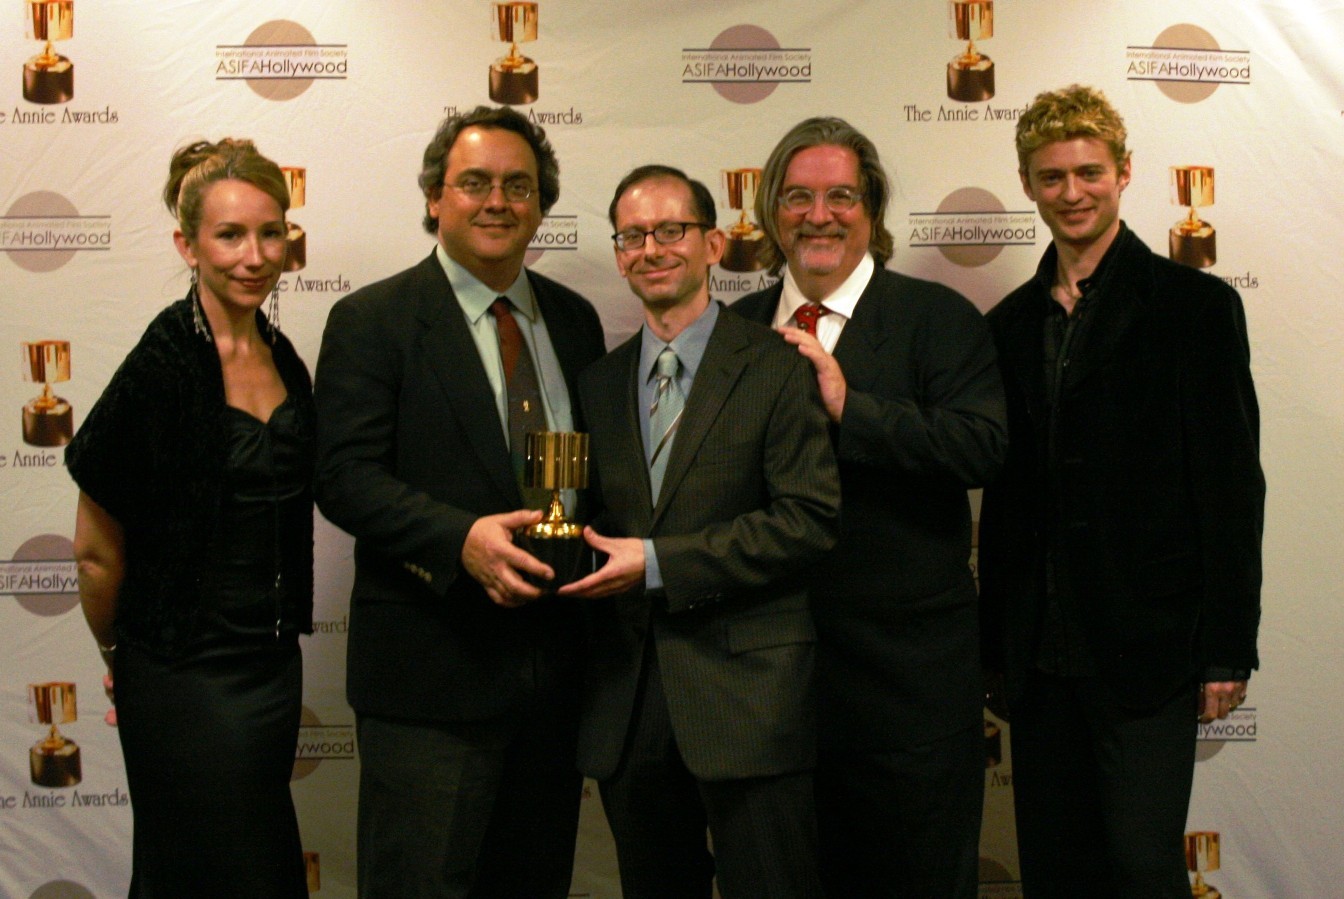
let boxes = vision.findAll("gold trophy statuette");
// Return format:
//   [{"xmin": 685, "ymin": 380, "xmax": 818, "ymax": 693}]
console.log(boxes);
[
  {"xmin": 282, "ymin": 166, "xmax": 307, "ymax": 272},
  {"xmin": 1170, "ymin": 166, "xmax": 1216, "ymax": 269},
  {"xmin": 28, "ymin": 681, "xmax": 81, "ymax": 788},
  {"xmin": 24, "ymin": 0, "xmax": 74, "ymax": 104},
  {"xmin": 489, "ymin": 2, "xmax": 539, "ymax": 105},
  {"xmin": 721, "ymin": 168, "xmax": 766, "ymax": 273},
  {"xmin": 22, "ymin": 340, "xmax": 74, "ymax": 447},
  {"xmin": 518, "ymin": 431, "xmax": 588, "ymax": 590},
  {"xmin": 1185, "ymin": 831, "xmax": 1222, "ymax": 898},
  {"xmin": 946, "ymin": 0, "xmax": 994, "ymax": 103}
]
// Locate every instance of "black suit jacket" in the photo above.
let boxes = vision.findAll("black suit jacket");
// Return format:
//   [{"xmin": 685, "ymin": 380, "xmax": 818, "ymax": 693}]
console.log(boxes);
[
  {"xmin": 978, "ymin": 226, "xmax": 1264, "ymax": 708},
  {"xmin": 732, "ymin": 267, "xmax": 1007, "ymax": 751},
  {"xmin": 313, "ymin": 251, "xmax": 606, "ymax": 723},
  {"xmin": 576, "ymin": 306, "xmax": 840, "ymax": 781}
]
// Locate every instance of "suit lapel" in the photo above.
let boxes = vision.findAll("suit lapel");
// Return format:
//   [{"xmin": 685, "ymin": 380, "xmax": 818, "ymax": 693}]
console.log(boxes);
[
  {"xmin": 650, "ymin": 310, "xmax": 751, "ymax": 529},
  {"xmin": 415, "ymin": 254, "xmax": 520, "ymax": 505},
  {"xmin": 529, "ymin": 271, "xmax": 586, "ymax": 415},
  {"xmin": 832, "ymin": 268, "xmax": 888, "ymax": 395}
]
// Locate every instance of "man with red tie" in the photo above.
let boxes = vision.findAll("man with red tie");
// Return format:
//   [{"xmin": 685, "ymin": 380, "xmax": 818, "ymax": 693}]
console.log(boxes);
[
  {"xmin": 732, "ymin": 117, "xmax": 1008, "ymax": 898},
  {"xmin": 313, "ymin": 105, "xmax": 605, "ymax": 898}
]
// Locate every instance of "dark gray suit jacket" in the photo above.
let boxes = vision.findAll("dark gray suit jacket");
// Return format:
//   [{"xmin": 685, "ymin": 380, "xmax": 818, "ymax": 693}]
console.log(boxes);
[
  {"xmin": 313, "ymin": 251, "xmax": 606, "ymax": 723},
  {"xmin": 733, "ymin": 267, "xmax": 1007, "ymax": 752},
  {"xmin": 576, "ymin": 305, "xmax": 840, "ymax": 782}
]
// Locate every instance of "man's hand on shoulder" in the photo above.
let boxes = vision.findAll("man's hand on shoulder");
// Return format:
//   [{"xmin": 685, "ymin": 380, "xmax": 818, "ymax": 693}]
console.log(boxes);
[
  {"xmin": 462, "ymin": 509, "xmax": 550, "ymax": 607},
  {"xmin": 777, "ymin": 327, "xmax": 846, "ymax": 423}
]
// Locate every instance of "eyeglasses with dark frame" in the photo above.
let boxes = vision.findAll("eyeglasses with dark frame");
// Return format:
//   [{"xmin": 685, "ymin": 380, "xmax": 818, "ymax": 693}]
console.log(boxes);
[
  {"xmin": 611, "ymin": 221, "xmax": 709, "ymax": 251},
  {"xmin": 447, "ymin": 176, "xmax": 536, "ymax": 204},
  {"xmin": 778, "ymin": 186, "xmax": 862, "ymax": 214}
]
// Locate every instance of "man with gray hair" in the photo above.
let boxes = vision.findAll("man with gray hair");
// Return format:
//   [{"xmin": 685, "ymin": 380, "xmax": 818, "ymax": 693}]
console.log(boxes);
[{"xmin": 733, "ymin": 117, "xmax": 1007, "ymax": 898}]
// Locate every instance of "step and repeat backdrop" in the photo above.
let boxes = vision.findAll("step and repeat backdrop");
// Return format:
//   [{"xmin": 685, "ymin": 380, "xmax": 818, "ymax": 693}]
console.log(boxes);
[{"xmin": 2, "ymin": 1, "xmax": 1340, "ymax": 896}]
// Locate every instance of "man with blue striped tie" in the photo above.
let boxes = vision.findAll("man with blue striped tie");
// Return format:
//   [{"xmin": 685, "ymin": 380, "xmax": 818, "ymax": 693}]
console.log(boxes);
[{"xmin": 559, "ymin": 164, "xmax": 840, "ymax": 899}]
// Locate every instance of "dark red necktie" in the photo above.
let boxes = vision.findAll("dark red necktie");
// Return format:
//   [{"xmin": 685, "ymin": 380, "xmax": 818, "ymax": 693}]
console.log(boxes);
[
  {"xmin": 490, "ymin": 297, "xmax": 547, "ymax": 505},
  {"xmin": 794, "ymin": 302, "xmax": 831, "ymax": 336}
]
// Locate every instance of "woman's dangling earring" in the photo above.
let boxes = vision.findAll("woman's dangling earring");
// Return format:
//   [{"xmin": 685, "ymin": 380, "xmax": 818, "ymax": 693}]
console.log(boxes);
[
  {"xmin": 190, "ymin": 268, "xmax": 213, "ymax": 343},
  {"xmin": 266, "ymin": 284, "xmax": 280, "ymax": 336}
]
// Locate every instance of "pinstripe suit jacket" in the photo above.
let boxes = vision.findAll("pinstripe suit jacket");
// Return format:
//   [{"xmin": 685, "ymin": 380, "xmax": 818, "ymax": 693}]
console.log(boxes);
[{"xmin": 575, "ymin": 304, "xmax": 841, "ymax": 781}]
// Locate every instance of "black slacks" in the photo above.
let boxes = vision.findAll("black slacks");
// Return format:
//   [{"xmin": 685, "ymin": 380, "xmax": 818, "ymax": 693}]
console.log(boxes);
[
  {"xmin": 1010, "ymin": 671, "xmax": 1199, "ymax": 898},
  {"xmin": 598, "ymin": 644, "xmax": 823, "ymax": 899},
  {"xmin": 815, "ymin": 720, "xmax": 984, "ymax": 898},
  {"xmin": 353, "ymin": 674, "xmax": 582, "ymax": 899}
]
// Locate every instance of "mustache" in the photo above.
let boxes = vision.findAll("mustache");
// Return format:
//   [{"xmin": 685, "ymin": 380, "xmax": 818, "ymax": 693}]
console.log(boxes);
[{"xmin": 796, "ymin": 223, "xmax": 847, "ymax": 238}]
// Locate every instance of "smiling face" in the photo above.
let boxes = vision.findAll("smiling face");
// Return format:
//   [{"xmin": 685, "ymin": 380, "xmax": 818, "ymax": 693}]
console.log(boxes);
[
  {"xmin": 174, "ymin": 179, "xmax": 287, "ymax": 318},
  {"xmin": 426, "ymin": 125, "xmax": 543, "ymax": 291},
  {"xmin": 775, "ymin": 143, "xmax": 873, "ymax": 300},
  {"xmin": 613, "ymin": 176, "xmax": 723, "ymax": 316},
  {"xmin": 1021, "ymin": 136, "xmax": 1131, "ymax": 254}
]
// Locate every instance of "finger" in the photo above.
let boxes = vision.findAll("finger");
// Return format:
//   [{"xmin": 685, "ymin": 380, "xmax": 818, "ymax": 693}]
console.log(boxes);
[
  {"xmin": 582, "ymin": 526, "xmax": 615, "ymax": 551},
  {"xmin": 497, "ymin": 508, "xmax": 545, "ymax": 530},
  {"xmin": 493, "ymin": 541, "xmax": 554, "ymax": 581}
]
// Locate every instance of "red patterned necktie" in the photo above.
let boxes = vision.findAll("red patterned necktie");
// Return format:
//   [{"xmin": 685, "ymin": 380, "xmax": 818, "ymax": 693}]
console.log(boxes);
[
  {"xmin": 794, "ymin": 302, "xmax": 831, "ymax": 336},
  {"xmin": 490, "ymin": 297, "xmax": 547, "ymax": 505}
]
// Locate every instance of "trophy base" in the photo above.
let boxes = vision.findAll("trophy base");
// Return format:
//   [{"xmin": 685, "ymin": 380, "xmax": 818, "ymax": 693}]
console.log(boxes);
[
  {"xmin": 984, "ymin": 719, "xmax": 1002, "ymax": 768},
  {"xmin": 490, "ymin": 59, "xmax": 539, "ymax": 105},
  {"xmin": 516, "ymin": 532, "xmax": 589, "ymax": 591},
  {"xmin": 30, "ymin": 740, "xmax": 81, "ymax": 788},
  {"xmin": 1170, "ymin": 226, "xmax": 1216, "ymax": 269},
  {"xmin": 23, "ymin": 57, "xmax": 73, "ymax": 105},
  {"xmin": 947, "ymin": 60, "xmax": 994, "ymax": 103},
  {"xmin": 1190, "ymin": 881, "xmax": 1221, "ymax": 899},
  {"xmin": 285, "ymin": 223, "xmax": 307, "ymax": 272},
  {"xmin": 721, "ymin": 232, "xmax": 766, "ymax": 272},
  {"xmin": 23, "ymin": 399, "xmax": 73, "ymax": 447}
]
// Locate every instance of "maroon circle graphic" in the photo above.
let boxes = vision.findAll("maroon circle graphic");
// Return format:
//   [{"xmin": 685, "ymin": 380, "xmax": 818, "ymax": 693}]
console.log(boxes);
[
  {"xmin": 12, "ymin": 533, "xmax": 79, "ymax": 616},
  {"xmin": 5, "ymin": 191, "xmax": 80, "ymax": 273},
  {"xmin": 1153, "ymin": 24, "xmax": 1221, "ymax": 103},
  {"xmin": 709, "ymin": 25, "xmax": 782, "ymax": 104},
  {"xmin": 935, "ymin": 187, "xmax": 1009, "ymax": 268},
  {"xmin": 30, "ymin": 882, "xmax": 96, "ymax": 899},
  {"xmin": 244, "ymin": 20, "xmax": 317, "ymax": 101}
]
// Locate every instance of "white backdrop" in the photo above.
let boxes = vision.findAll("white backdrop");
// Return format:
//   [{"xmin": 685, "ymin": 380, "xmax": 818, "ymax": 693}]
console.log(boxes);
[{"xmin": 2, "ymin": 2, "xmax": 1341, "ymax": 896}]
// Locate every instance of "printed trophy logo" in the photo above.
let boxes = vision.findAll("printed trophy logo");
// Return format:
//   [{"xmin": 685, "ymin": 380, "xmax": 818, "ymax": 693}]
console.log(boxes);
[
  {"xmin": 23, "ymin": 0, "xmax": 74, "ymax": 104},
  {"xmin": 984, "ymin": 718, "xmax": 1002, "ymax": 768},
  {"xmin": 28, "ymin": 681, "xmax": 81, "ymax": 787},
  {"xmin": 1185, "ymin": 831, "xmax": 1222, "ymax": 898},
  {"xmin": 489, "ymin": 2, "xmax": 539, "ymax": 105},
  {"xmin": 22, "ymin": 340, "xmax": 73, "ymax": 447},
  {"xmin": 946, "ymin": 0, "xmax": 993, "ymax": 102},
  {"xmin": 720, "ymin": 168, "xmax": 765, "ymax": 272},
  {"xmin": 303, "ymin": 851, "xmax": 321, "ymax": 892},
  {"xmin": 1170, "ymin": 166, "xmax": 1216, "ymax": 269},
  {"xmin": 517, "ymin": 431, "xmax": 589, "ymax": 590},
  {"xmin": 282, "ymin": 166, "xmax": 307, "ymax": 272}
]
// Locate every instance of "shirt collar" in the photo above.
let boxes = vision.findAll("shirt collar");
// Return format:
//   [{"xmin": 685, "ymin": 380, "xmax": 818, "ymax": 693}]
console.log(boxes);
[
  {"xmin": 777, "ymin": 252, "xmax": 874, "ymax": 326},
  {"xmin": 639, "ymin": 300, "xmax": 721, "ymax": 384},
  {"xmin": 435, "ymin": 243, "xmax": 536, "ymax": 323},
  {"xmin": 1032, "ymin": 221, "xmax": 1132, "ymax": 302}
]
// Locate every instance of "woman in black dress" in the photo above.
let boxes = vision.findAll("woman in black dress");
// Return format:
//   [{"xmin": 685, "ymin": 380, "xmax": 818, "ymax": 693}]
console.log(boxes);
[{"xmin": 68, "ymin": 138, "xmax": 314, "ymax": 898}]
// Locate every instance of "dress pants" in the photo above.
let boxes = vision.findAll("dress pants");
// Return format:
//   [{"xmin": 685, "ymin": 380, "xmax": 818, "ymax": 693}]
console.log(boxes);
[
  {"xmin": 598, "ymin": 644, "xmax": 824, "ymax": 899},
  {"xmin": 354, "ymin": 675, "xmax": 582, "ymax": 899},
  {"xmin": 815, "ymin": 721, "xmax": 984, "ymax": 898},
  {"xmin": 1010, "ymin": 671, "xmax": 1198, "ymax": 898}
]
